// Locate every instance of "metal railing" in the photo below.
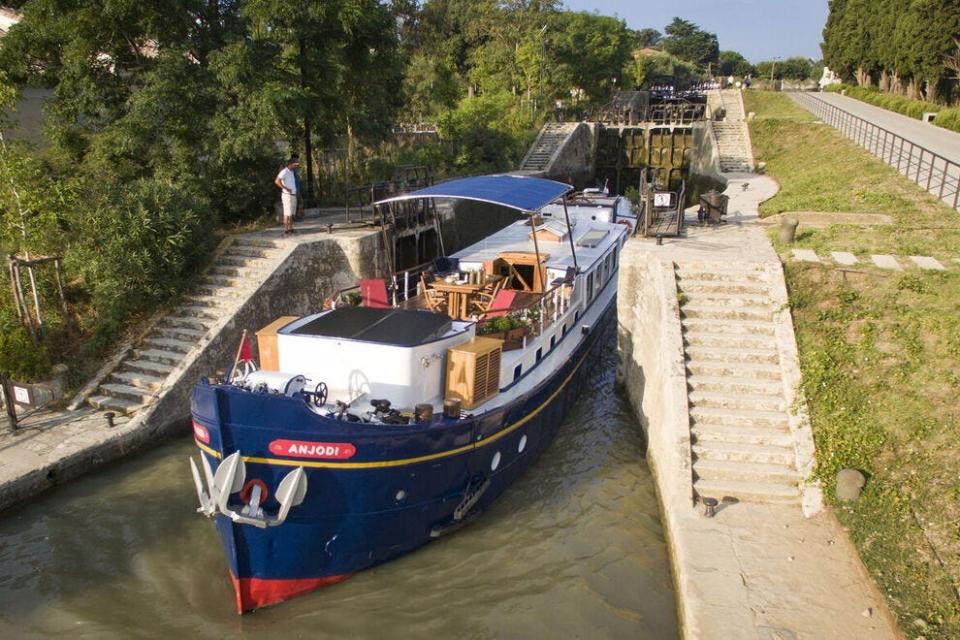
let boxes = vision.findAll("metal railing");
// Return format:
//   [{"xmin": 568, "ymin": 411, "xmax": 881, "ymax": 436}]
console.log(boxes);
[{"xmin": 790, "ymin": 92, "xmax": 960, "ymax": 211}]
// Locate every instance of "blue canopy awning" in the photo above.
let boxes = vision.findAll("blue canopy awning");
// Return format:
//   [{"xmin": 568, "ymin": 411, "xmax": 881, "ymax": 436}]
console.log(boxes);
[{"xmin": 373, "ymin": 174, "xmax": 573, "ymax": 213}]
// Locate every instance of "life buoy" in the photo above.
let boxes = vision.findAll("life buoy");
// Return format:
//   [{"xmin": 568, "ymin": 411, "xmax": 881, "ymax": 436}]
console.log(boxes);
[
  {"xmin": 240, "ymin": 479, "xmax": 269, "ymax": 504},
  {"xmin": 616, "ymin": 218, "xmax": 634, "ymax": 233}
]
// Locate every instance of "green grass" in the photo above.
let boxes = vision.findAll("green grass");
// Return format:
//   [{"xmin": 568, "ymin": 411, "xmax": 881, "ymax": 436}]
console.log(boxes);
[
  {"xmin": 749, "ymin": 90, "xmax": 960, "ymax": 640},
  {"xmin": 743, "ymin": 91, "xmax": 960, "ymax": 258}
]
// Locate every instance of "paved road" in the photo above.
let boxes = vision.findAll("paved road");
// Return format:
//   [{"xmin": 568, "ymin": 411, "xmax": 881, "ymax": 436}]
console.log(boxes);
[{"xmin": 791, "ymin": 92, "xmax": 960, "ymax": 210}]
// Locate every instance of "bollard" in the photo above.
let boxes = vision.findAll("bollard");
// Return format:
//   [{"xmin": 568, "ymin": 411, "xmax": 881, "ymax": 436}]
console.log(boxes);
[
  {"xmin": 656, "ymin": 234, "xmax": 663, "ymax": 246},
  {"xmin": 702, "ymin": 497, "xmax": 719, "ymax": 517},
  {"xmin": 779, "ymin": 216, "xmax": 799, "ymax": 244},
  {"xmin": 104, "ymin": 411, "xmax": 116, "ymax": 428}
]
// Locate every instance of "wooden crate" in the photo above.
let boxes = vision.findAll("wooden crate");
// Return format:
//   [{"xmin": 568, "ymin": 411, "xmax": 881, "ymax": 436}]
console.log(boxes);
[
  {"xmin": 255, "ymin": 316, "xmax": 298, "ymax": 371},
  {"xmin": 445, "ymin": 337, "xmax": 503, "ymax": 409}
]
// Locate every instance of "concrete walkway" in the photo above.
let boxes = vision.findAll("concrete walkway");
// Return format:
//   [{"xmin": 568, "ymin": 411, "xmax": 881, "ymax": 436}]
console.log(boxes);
[
  {"xmin": 618, "ymin": 167, "xmax": 901, "ymax": 637},
  {"xmin": 812, "ymin": 92, "xmax": 960, "ymax": 162}
]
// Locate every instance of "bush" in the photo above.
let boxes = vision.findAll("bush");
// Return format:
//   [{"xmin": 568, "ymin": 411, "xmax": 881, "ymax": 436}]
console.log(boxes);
[
  {"xmin": 66, "ymin": 176, "xmax": 217, "ymax": 332},
  {"xmin": 0, "ymin": 304, "xmax": 51, "ymax": 380}
]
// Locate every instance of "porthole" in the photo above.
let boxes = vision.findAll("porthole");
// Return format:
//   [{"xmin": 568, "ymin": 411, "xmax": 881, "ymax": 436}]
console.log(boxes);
[
  {"xmin": 491, "ymin": 451, "xmax": 501, "ymax": 471},
  {"xmin": 518, "ymin": 435, "xmax": 527, "ymax": 453},
  {"xmin": 395, "ymin": 489, "xmax": 406, "ymax": 501}
]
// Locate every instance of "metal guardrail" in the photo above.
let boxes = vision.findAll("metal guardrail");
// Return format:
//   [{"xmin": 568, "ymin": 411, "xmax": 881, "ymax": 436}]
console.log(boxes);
[{"xmin": 790, "ymin": 92, "xmax": 960, "ymax": 211}]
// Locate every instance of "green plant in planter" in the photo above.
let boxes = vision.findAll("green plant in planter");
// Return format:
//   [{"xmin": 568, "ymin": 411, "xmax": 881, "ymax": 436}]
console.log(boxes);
[{"xmin": 345, "ymin": 292, "xmax": 363, "ymax": 306}]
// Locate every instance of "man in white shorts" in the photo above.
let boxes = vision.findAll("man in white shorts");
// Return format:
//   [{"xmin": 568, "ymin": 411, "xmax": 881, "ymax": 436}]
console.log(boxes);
[{"xmin": 274, "ymin": 157, "xmax": 300, "ymax": 234}]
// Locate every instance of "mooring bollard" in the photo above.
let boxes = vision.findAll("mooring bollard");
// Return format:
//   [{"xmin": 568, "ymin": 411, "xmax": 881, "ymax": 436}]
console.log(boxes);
[
  {"xmin": 104, "ymin": 411, "xmax": 116, "ymax": 428},
  {"xmin": 779, "ymin": 215, "xmax": 799, "ymax": 244},
  {"xmin": 702, "ymin": 497, "xmax": 719, "ymax": 517}
]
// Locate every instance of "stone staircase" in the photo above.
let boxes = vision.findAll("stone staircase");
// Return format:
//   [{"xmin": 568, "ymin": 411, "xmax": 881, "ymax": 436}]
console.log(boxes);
[
  {"xmin": 712, "ymin": 89, "xmax": 753, "ymax": 173},
  {"xmin": 676, "ymin": 262, "xmax": 803, "ymax": 504},
  {"xmin": 519, "ymin": 122, "xmax": 577, "ymax": 172},
  {"xmin": 86, "ymin": 237, "xmax": 287, "ymax": 414}
]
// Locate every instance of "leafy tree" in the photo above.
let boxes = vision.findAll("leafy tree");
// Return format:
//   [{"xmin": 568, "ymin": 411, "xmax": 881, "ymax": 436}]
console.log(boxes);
[
  {"xmin": 718, "ymin": 50, "xmax": 753, "ymax": 77},
  {"xmin": 634, "ymin": 28, "xmax": 662, "ymax": 49},
  {"xmin": 625, "ymin": 50, "xmax": 699, "ymax": 89},
  {"xmin": 661, "ymin": 17, "xmax": 718, "ymax": 69},
  {"xmin": 550, "ymin": 11, "xmax": 634, "ymax": 105}
]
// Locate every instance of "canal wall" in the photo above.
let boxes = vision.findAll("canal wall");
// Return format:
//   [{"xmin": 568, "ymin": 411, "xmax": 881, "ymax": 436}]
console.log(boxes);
[{"xmin": 0, "ymin": 226, "xmax": 386, "ymax": 513}]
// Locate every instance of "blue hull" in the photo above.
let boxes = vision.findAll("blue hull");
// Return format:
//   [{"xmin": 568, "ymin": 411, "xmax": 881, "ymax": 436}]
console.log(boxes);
[{"xmin": 191, "ymin": 298, "xmax": 616, "ymax": 611}]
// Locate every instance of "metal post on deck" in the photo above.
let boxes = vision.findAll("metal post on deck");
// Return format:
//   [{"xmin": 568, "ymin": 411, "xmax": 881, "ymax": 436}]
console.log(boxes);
[{"xmin": 561, "ymin": 195, "xmax": 579, "ymax": 272}]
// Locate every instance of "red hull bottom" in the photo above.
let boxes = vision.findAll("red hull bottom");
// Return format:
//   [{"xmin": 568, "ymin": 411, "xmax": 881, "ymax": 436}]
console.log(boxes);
[{"xmin": 231, "ymin": 572, "xmax": 353, "ymax": 613}]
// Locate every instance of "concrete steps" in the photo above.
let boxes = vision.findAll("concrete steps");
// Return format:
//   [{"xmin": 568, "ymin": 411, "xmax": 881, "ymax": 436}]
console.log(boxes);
[
  {"xmin": 677, "ymin": 262, "xmax": 802, "ymax": 505},
  {"xmin": 84, "ymin": 235, "xmax": 285, "ymax": 414},
  {"xmin": 712, "ymin": 89, "xmax": 753, "ymax": 173},
  {"xmin": 520, "ymin": 123, "xmax": 576, "ymax": 172}
]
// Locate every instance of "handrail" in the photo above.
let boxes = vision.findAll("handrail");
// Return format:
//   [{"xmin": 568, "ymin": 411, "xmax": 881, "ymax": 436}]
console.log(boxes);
[{"xmin": 790, "ymin": 91, "xmax": 960, "ymax": 211}]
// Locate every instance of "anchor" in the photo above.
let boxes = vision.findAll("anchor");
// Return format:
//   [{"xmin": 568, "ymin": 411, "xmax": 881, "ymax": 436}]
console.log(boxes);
[{"xmin": 189, "ymin": 451, "xmax": 308, "ymax": 528}]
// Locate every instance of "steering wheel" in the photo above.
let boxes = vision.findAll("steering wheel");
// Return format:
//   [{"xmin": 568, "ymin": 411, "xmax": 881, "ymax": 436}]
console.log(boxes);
[{"xmin": 312, "ymin": 382, "xmax": 328, "ymax": 407}]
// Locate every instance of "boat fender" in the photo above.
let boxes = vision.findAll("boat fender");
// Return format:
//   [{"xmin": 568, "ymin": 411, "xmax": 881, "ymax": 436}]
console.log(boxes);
[{"xmin": 240, "ymin": 479, "xmax": 269, "ymax": 505}]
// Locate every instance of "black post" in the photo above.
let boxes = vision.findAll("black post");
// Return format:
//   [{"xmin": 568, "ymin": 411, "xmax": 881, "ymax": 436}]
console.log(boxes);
[{"xmin": 1, "ymin": 371, "xmax": 17, "ymax": 430}]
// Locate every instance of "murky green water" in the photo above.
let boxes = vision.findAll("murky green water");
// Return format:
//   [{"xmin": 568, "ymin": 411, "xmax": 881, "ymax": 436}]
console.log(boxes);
[{"xmin": 0, "ymin": 349, "xmax": 677, "ymax": 639}]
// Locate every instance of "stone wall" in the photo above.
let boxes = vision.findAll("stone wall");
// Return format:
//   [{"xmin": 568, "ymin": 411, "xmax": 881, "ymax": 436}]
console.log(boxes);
[
  {"xmin": 616, "ymin": 246, "xmax": 693, "ymax": 508},
  {"xmin": 691, "ymin": 122, "xmax": 726, "ymax": 186},
  {"xmin": 544, "ymin": 122, "xmax": 598, "ymax": 185}
]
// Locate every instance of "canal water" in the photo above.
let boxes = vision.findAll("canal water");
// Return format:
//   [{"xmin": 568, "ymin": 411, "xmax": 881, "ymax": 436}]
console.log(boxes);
[{"xmin": 0, "ymin": 344, "xmax": 678, "ymax": 639}]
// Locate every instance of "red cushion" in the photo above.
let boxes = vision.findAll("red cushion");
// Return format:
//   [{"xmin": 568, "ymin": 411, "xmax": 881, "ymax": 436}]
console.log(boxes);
[
  {"xmin": 360, "ymin": 279, "xmax": 390, "ymax": 308},
  {"xmin": 485, "ymin": 289, "xmax": 516, "ymax": 318}
]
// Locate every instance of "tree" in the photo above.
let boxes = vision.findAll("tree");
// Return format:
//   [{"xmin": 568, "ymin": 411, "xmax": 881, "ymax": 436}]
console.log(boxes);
[
  {"xmin": 718, "ymin": 51, "xmax": 753, "ymax": 77},
  {"xmin": 660, "ymin": 17, "xmax": 718, "ymax": 69},
  {"xmin": 550, "ymin": 11, "xmax": 634, "ymax": 105},
  {"xmin": 634, "ymin": 28, "xmax": 662, "ymax": 49},
  {"xmin": 625, "ymin": 51, "xmax": 699, "ymax": 89}
]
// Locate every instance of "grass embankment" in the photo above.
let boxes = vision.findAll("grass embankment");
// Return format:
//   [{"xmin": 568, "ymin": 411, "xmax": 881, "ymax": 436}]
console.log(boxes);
[
  {"xmin": 825, "ymin": 84, "xmax": 960, "ymax": 135},
  {"xmin": 745, "ymin": 90, "xmax": 960, "ymax": 639}
]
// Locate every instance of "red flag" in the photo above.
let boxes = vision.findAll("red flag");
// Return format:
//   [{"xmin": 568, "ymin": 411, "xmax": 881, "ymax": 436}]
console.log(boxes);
[{"xmin": 239, "ymin": 332, "xmax": 254, "ymax": 362}]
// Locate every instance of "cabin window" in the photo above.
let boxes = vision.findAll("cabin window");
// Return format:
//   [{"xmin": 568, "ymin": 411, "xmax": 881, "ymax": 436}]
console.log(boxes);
[
  {"xmin": 586, "ymin": 273, "xmax": 594, "ymax": 301},
  {"xmin": 550, "ymin": 335, "xmax": 556, "ymax": 350},
  {"xmin": 536, "ymin": 347, "xmax": 543, "ymax": 362},
  {"xmin": 612, "ymin": 249, "xmax": 618, "ymax": 269},
  {"xmin": 514, "ymin": 364, "xmax": 522, "ymax": 381},
  {"xmin": 562, "ymin": 323, "xmax": 568, "ymax": 335},
  {"xmin": 575, "ymin": 311, "xmax": 581, "ymax": 321}
]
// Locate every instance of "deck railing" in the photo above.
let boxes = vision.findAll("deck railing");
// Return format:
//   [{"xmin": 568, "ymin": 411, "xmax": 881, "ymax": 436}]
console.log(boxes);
[{"xmin": 790, "ymin": 91, "xmax": 960, "ymax": 211}]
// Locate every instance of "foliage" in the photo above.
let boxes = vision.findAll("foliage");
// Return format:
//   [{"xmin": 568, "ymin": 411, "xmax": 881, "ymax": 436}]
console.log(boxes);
[
  {"xmin": 624, "ymin": 50, "xmax": 699, "ymax": 90},
  {"xmin": 822, "ymin": 0, "xmax": 960, "ymax": 104},
  {"xmin": 717, "ymin": 50, "xmax": 753, "ymax": 77},
  {"xmin": 754, "ymin": 57, "xmax": 815, "ymax": 80},
  {"xmin": 438, "ymin": 92, "xmax": 534, "ymax": 173},
  {"xmin": 633, "ymin": 28, "xmax": 662, "ymax": 50},
  {"xmin": 549, "ymin": 11, "xmax": 634, "ymax": 105},
  {"xmin": 660, "ymin": 17, "xmax": 718, "ymax": 69}
]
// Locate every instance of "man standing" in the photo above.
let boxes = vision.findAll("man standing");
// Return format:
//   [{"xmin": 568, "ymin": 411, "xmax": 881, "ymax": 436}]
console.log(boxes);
[{"xmin": 275, "ymin": 156, "xmax": 299, "ymax": 234}]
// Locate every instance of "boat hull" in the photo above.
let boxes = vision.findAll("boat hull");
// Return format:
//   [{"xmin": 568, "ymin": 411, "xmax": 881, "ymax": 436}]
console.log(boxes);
[{"xmin": 192, "ymin": 298, "xmax": 616, "ymax": 612}]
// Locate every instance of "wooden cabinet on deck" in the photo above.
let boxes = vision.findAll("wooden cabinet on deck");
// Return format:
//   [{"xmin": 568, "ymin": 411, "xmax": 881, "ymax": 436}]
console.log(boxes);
[
  {"xmin": 255, "ymin": 316, "xmax": 298, "ymax": 371},
  {"xmin": 445, "ymin": 337, "xmax": 503, "ymax": 409}
]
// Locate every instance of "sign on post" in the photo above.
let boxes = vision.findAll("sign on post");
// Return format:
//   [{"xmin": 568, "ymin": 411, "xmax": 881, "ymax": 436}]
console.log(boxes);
[{"xmin": 654, "ymin": 192, "xmax": 673, "ymax": 208}]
